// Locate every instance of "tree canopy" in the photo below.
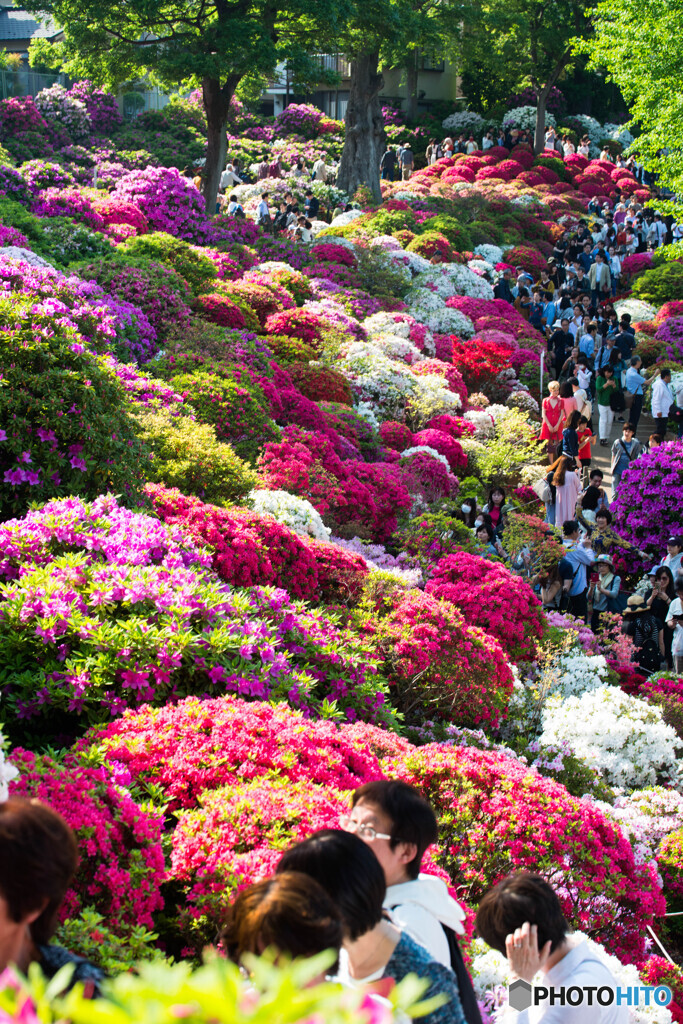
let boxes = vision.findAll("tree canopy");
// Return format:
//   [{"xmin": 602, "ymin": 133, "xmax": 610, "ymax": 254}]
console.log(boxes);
[
  {"xmin": 26, "ymin": 0, "xmax": 347, "ymax": 211},
  {"xmin": 456, "ymin": 0, "xmax": 591, "ymax": 147},
  {"xmin": 583, "ymin": 0, "xmax": 683, "ymax": 195}
]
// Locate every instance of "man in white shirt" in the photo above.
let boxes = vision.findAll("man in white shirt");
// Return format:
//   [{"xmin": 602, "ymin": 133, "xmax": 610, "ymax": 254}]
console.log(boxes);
[
  {"xmin": 476, "ymin": 873, "xmax": 628, "ymax": 1023},
  {"xmin": 652, "ymin": 368, "xmax": 675, "ymax": 437},
  {"xmin": 220, "ymin": 162, "xmax": 242, "ymax": 191},
  {"xmin": 651, "ymin": 212, "xmax": 668, "ymax": 248},
  {"xmin": 256, "ymin": 191, "xmax": 271, "ymax": 229},
  {"xmin": 659, "ymin": 536, "xmax": 683, "ymax": 579},
  {"xmin": 340, "ymin": 780, "xmax": 482, "ymax": 1023}
]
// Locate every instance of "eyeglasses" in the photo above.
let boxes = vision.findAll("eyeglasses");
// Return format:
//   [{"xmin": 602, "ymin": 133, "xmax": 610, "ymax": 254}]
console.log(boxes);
[{"xmin": 339, "ymin": 814, "xmax": 393, "ymax": 842}]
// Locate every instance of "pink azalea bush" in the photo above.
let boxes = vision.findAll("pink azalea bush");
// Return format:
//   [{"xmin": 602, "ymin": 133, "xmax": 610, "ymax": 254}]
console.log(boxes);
[{"xmin": 424, "ymin": 551, "xmax": 546, "ymax": 660}]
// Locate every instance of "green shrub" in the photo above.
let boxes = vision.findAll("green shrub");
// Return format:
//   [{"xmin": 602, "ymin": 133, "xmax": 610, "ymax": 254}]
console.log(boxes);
[
  {"xmin": 133, "ymin": 407, "xmax": 256, "ymax": 506},
  {"xmin": 265, "ymin": 333, "xmax": 316, "ymax": 363},
  {"xmin": 354, "ymin": 245, "xmax": 411, "ymax": 298},
  {"xmin": 396, "ymin": 511, "xmax": 476, "ymax": 567},
  {"xmin": 534, "ymin": 155, "xmax": 569, "ymax": 181},
  {"xmin": 426, "ymin": 215, "xmax": 473, "ymax": 250},
  {"xmin": 161, "ymin": 320, "xmax": 275, "ymax": 378},
  {"xmin": 38, "ymin": 217, "xmax": 115, "ymax": 266},
  {"xmin": 0, "ymin": 294, "xmax": 146, "ymax": 519},
  {"xmin": 121, "ymin": 232, "xmax": 217, "ymax": 294},
  {"xmin": 367, "ymin": 207, "xmax": 417, "ymax": 234},
  {"xmin": 170, "ymin": 371, "xmax": 279, "ymax": 462},
  {"xmin": 0, "ymin": 194, "xmax": 46, "ymax": 248},
  {"xmin": 632, "ymin": 262, "xmax": 683, "ymax": 305}
]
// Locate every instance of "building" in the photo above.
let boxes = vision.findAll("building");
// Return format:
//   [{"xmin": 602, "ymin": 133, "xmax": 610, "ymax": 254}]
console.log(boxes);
[
  {"xmin": 263, "ymin": 52, "xmax": 461, "ymax": 120},
  {"xmin": 0, "ymin": 3, "xmax": 61, "ymax": 60}
]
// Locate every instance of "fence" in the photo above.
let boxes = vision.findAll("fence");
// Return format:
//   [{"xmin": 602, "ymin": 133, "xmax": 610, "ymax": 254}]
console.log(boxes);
[{"xmin": 0, "ymin": 69, "xmax": 66, "ymax": 99}]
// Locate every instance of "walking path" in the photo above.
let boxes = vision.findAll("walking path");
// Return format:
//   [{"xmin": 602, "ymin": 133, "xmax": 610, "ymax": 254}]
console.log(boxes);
[{"xmin": 592, "ymin": 410, "xmax": 657, "ymax": 501}]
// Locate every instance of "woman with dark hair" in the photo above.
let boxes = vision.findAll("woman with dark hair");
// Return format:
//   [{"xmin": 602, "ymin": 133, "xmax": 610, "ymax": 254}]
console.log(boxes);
[
  {"xmin": 0, "ymin": 798, "xmax": 102, "ymax": 993},
  {"xmin": 645, "ymin": 566, "xmax": 676, "ymax": 668},
  {"xmin": 222, "ymin": 871, "xmax": 343, "ymax": 976},
  {"xmin": 622, "ymin": 595, "xmax": 664, "ymax": 675},
  {"xmin": 476, "ymin": 872, "xmax": 627, "ymax": 1023},
  {"xmin": 459, "ymin": 497, "xmax": 478, "ymax": 529},
  {"xmin": 577, "ymin": 484, "xmax": 601, "ymax": 527},
  {"xmin": 558, "ymin": 380, "xmax": 577, "ymax": 425},
  {"xmin": 482, "ymin": 487, "xmax": 509, "ymax": 538},
  {"xmin": 561, "ymin": 410, "xmax": 581, "ymax": 460},
  {"xmin": 475, "ymin": 522, "xmax": 504, "ymax": 560},
  {"xmin": 277, "ymin": 830, "xmax": 466, "ymax": 1024}
]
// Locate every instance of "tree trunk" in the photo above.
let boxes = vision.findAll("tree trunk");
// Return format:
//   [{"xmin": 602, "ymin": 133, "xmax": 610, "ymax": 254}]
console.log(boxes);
[
  {"xmin": 406, "ymin": 50, "xmax": 419, "ymax": 121},
  {"xmin": 534, "ymin": 84, "xmax": 549, "ymax": 155},
  {"xmin": 337, "ymin": 51, "xmax": 386, "ymax": 203},
  {"xmin": 202, "ymin": 76, "xmax": 238, "ymax": 216}
]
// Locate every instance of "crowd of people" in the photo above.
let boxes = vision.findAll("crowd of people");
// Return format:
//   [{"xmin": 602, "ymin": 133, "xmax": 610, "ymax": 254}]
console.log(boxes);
[
  {"xmin": 0, "ymin": 781, "xmax": 637, "ymax": 1022},
  {"xmin": 457, "ymin": 477, "xmax": 683, "ymax": 675}
]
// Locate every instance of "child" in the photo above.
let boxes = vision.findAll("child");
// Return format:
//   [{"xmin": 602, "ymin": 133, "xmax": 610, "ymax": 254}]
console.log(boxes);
[{"xmin": 577, "ymin": 414, "xmax": 595, "ymax": 484}]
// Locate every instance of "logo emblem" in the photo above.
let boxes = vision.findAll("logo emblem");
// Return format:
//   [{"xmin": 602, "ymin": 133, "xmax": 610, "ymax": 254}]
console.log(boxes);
[{"xmin": 509, "ymin": 979, "xmax": 533, "ymax": 1011}]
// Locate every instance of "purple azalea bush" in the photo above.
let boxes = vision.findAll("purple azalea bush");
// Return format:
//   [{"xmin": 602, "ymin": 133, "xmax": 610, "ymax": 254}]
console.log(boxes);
[
  {"xmin": 654, "ymin": 316, "xmax": 683, "ymax": 362},
  {"xmin": 612, "ymin": 440, "xmax": 683, "ymax": 566},
  {"xmin": 113, "ymin": 167, "xmax": 210, "ymax": 242}
]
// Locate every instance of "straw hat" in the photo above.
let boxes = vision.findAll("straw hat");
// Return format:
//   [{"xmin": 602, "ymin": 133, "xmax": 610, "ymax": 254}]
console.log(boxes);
[{"xmin": 626, "ymin": 594, "xmax": 646, "ymax": 611}]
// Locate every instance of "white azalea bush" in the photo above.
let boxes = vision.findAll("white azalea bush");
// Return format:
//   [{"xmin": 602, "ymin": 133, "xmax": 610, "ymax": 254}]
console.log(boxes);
[
  {"xmin": 593, "ymin": 786, "xmax": 683, "ymax": 869},
  {"xmin": 603, "ymin": 122, "xmax": 635, "ymax": 150},
  {"xmin": 0, "ymin": 724, "xmax": 18, "ymax": 802},
  {"xmin": 441, "ymin": 110, "xmax": 486, "ymax": 135},
  {"xmin": 328, "ymin": 208, "xmax": 365, "ymax": 227},
  {"xmin": 336, "ymin": 342, "xmax": 417, "ymax": 418},
  {"xmin": 469, "ymin": 934, "xmax": 673, "ymax": 1024},
  {"xmin": 474, "ymin": 243, "xmax": 505, "ymax": 265},
  {"xmin": 406, "ymin": 289, "xmax": 476, "ymax": 337},
  {"xmin": 546, "ymin": 650, "xmax": 611, "ymax": 699},
  {"xmin": 385, "ymin": 249, "xmax": 430, "ymax": 278},
  {"xmin": 541, "ymin": 686, "xmax": 681, "ymax": 791},
  {"xmin": 370, "ymin": 334, "xmax": 424, "ymax": 364},
  {"xmin": 413, "ymin": 264, "xmax": 495, "ymax": 301},
  {"xmin": 615, "ymin": 298, "xmax": 658, "ymax": 322},
  {"xmin": 407, "ymin": 374, "xmax": 463, "ymax": 426},
  {"xmin": 249, "ymin": 489, "xmax": 330, "ymax": 541},
  {"xmin": 502, "ymin": 106, "xmax": 556, "ymax": 132},
  {"xmin": 464, "ymin": 409, "xmax": 496, "ymax": 438}
]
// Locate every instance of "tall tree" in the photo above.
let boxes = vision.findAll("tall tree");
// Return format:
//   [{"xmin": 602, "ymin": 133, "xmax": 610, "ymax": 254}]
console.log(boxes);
[
  {"xmin": 583, "ymin": 0, "xmax": 683, "ymax": 194},
  {"xmin": 25, "ymin": 0, "xmax": 346, "ymax": 212},
  {"xmin": 336, "ymin": 0, "xmax": 450, "ymax": 201},
  {"xmin": 456, "ymin": 0, "xmax": 591, "ymax": 151}
]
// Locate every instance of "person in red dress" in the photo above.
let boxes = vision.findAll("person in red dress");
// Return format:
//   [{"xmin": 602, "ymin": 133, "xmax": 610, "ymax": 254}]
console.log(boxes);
[{"xmin": 540, "ymin": 380, "xmax": 566, "ymax": 463}]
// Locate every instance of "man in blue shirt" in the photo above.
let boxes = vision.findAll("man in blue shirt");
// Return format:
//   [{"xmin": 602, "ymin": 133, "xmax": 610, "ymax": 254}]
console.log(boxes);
[
  {"xmin": 578, "ymin": 329, "xmax": 596, "ymax": 359},
  {"xmin": 578, "ymin": 241, "xmax": 594, "ymax": 274},
  {"xmin": 541, "ymin": 291, "xmax": 557, "ymax": 331},
  {"xmin": 595, "ymin": 336, "xmax": 618, "ymax": 373},
  {"xmin": 625, "ymin": 355, "xmax": 647, "ymax": 432},
  {"xmin": 614, "ymin": 331, "xmax": 636, "ymax": 362},
  {"xmin": 559, "ymin": 520, "xmax": 596, "ymax": 621}
]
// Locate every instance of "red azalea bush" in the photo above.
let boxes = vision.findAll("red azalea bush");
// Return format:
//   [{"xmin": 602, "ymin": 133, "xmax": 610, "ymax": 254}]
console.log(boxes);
[
  {"xmin": 146, "ymin": 484, "xmax": 319, "ymax": 600},
  {"xmin": 287, "ymin": 362, "xmax": 354, "ymax": 405},
  {"xmin": 305, "ymin": 540, "xmax": 369, "ymax": 605},
  {"xmin": 504, "ymin": 245, "xmax": 548, "ymax": 276},
  {"xmin": 412, "ymin": 429, "xmax": 467, "ymax": 472},
  {"xmin": 400, "ymin": 450, "xmax": 458, "ymax": 503},
  {"xmin": 424, "ymin": 551, "xmax": 545, "ymax": 660},
  {"xmin": 638, "ymin": 958, "xmax": 683, "ymax": 1023},
  {"xmin": 9, "ymin": 748, "xmax": 165, "ymax": 934},
  {"xmin": 265, "ymin": 308, "xmax": 329, "ymax": 350},
  {"xmin": 388, "ymin": 743, "xmax": 664, "ymax": 963},
  {"xmin": 310, "ymin": 242, "xmax": 356, "ymax": 267},
  {"xmin": 368, "ymin": 589, "xmax": 513, "ymax": 726},
  {"xmin": 656, "ymin": 301, "xmax": 683, "ymax": 323},
  {"xmin": 379, "ymin": 420, "xmax": 413, "ymax": 451},
  {"xmin": 195, "ymin": 292, "xmax": 247, "ymax": 329},
  {"xmin": 451, "ymin": 337, "xmax": 513, "ymax": 391}
]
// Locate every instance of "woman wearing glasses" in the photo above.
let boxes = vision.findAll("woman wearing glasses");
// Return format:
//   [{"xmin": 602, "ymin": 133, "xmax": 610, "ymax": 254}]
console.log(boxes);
[{"xmin": 277, "ymin": 830, "xmax": 467, "ymax": 1024}]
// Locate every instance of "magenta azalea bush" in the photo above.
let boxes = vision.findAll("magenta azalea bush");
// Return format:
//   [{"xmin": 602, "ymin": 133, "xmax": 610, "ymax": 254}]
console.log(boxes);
[{"xmin": 113, "ymin": 167, "xmax": 209, "ymax": 241}]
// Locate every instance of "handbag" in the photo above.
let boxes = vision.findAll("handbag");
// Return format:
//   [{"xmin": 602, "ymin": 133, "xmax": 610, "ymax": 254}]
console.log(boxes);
[
  {"xmin": 610, "ymin": 389, "xmax": 626, "ymax": 412},
  {"xmin": 532, "ymin": 477, "xmax": 552, "ymax": 503}
]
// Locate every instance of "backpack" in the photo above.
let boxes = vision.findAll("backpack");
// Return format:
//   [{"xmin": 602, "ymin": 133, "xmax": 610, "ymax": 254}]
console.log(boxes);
[
  {"xmin": 441, "ymin": 926, "xmax": 484, "ymax": 1024},
  {"xmin": 609, "ymin": 388, "xmax": 626, "ymax": 412}
]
